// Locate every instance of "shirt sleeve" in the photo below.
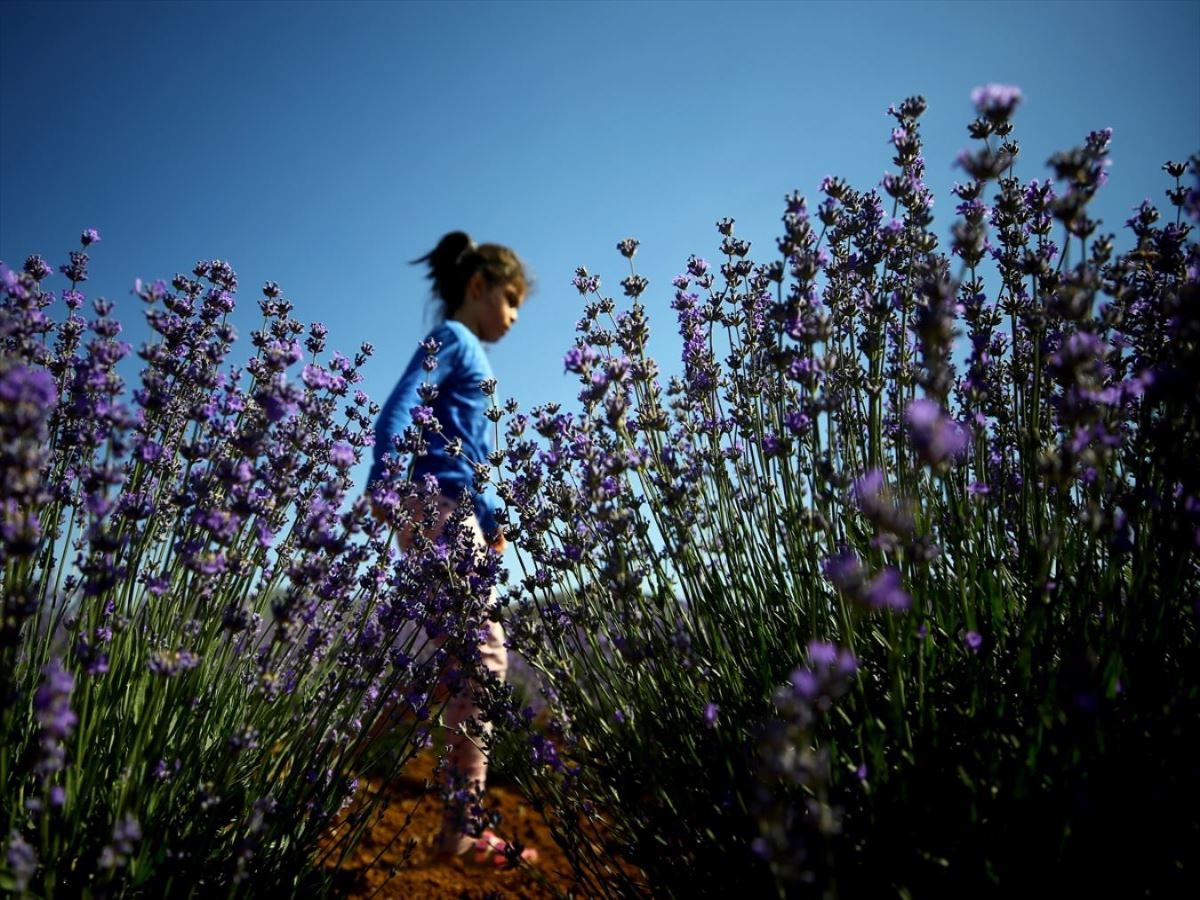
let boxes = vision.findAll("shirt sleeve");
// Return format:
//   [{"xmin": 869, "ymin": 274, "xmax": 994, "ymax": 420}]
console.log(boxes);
[{"xmin": 456, "ymin": 334, "xmax": 502, "ymax": 539}]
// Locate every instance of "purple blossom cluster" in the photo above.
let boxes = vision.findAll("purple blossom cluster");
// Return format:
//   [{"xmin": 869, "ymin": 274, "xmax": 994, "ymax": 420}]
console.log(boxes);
[
  {"xmin": 751, "ymin": 642, "xmax": 857, "ymax": 885},
  {"xmin": 0, "ymin": 234, "xmax": 503, "ymax": 892},
  {"xmin": 488, "ymin": 88, "xmax": 1197, "ymax": 896},
  {"xmin": 823, "ymin": 549, "xmax": 912, "ymax": 612}
]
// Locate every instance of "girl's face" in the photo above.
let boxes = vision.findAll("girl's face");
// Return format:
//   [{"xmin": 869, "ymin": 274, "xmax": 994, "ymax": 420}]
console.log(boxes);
[{"xmin": 479, "ymin": 280, "xmax": 524, "ymax": 342}]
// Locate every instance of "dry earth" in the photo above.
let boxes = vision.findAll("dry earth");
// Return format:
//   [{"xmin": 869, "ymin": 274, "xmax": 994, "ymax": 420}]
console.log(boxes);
[{"xmin": 318, "ymin": 752, "xmax": 580, "ymax": 899}]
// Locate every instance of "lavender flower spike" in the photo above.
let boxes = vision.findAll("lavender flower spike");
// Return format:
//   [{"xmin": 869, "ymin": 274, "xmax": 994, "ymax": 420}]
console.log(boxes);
[
  {"xmin": 906, "ymin": 399, "xmax": 968, "ymax": 468},
  {"xmin": 5, "ymin": 832, "xmax": 36, "ymax": 892},
  {"xmin": 971, "ymin": 83, "xmax": 1023, "ymax": 122},
  {"xmin": 34, "ymin": 659, "xmax": 77, "ymax": 741},
  {"xmin": 864, "ymin": 568, "xmax": 912, "ymax": 611}
]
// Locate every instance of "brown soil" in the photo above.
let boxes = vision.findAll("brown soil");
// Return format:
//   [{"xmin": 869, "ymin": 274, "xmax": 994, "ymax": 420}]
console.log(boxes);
[{"xmin": 318, "ymin": 752, "xmax": 579, "ymax": 899}]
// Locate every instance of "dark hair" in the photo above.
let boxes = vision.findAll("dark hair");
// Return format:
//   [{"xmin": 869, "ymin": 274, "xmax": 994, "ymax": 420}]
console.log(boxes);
[{"xmin": 412, "ymin": 231, "xmax": 529, "ymax": 319}]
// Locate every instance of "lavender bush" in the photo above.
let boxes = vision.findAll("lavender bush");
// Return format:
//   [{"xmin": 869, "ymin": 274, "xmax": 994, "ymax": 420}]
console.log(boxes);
[
  {"xmin": 490, "ymin": 91, "xmax": 1199, "ymax": 896},
  {"xmin": 0, "ymin": 246, "xmax": 501, "ymax": 894}
]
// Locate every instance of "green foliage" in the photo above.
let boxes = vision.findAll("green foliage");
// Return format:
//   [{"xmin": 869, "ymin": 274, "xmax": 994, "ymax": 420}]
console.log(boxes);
[{"xmin": 492, "ymin": 98, "xmax": 1199, "ymax": 896}]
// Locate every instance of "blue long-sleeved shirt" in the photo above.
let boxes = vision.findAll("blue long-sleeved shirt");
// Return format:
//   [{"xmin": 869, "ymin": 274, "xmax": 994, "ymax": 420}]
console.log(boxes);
[{"xmin": 368, "ymin": 320, "xmax": 501, "ymax": 537}]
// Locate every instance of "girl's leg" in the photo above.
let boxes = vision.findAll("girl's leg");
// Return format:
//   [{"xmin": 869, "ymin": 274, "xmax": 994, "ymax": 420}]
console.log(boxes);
[
  {"xmin": 438, "ymin": 618, "xmax": 507, "ymax": 855},
  {"xmin": 431, "ymin": 498, "xmax": 510, "ymax": 854},
  {"xmin": 444, "ymin": 619, "xmax": 507, "ymax": 791}
]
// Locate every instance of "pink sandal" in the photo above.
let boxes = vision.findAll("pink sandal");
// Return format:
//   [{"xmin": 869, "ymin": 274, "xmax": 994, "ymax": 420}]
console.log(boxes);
[{"xmin": 472, "ymin": 829, "xmax": 540, "ymax": 867}]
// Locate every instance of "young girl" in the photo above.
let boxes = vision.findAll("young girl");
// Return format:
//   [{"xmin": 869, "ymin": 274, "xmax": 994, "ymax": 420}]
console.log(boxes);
[{"xmin": 367, "ymin": 231, "xmax": 531, "ymax": 863}]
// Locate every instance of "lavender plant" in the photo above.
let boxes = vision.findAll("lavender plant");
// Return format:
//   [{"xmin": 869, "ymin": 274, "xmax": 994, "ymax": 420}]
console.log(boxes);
[
  {"xmin": 490, "ymin": 91, "xmax": 1198, "ymax": 896},
  {"xmin": 0, "ymin": 245, "xmax": 499, "ymax": 895}
]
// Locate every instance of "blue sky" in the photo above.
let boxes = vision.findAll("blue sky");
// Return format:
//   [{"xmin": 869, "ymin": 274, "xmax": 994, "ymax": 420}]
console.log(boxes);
[{"xmin": 2, "ymin": 0, "xmax": 1198, "ymax": 497}]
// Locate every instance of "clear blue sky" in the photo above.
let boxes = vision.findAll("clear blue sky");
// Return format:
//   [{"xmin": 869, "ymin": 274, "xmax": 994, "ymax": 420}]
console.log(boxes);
[{"xmin": 3, "ymin": 0, "xmax": 1198, "ymax": 496}]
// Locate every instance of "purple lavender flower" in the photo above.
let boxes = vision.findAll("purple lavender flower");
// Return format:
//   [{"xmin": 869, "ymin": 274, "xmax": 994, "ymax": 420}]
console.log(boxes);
[
  {"xmin": 304, "ymin": 321, "xmax": 328, "ymax": 356},
  {"xmin": 822, "ymin": 551, "xmax": 865, "ymax": 597},
  {"xmin": 785, "ymin": 411, "xmax": 812, "ymax": 436},
  {"xmin": 34, "ymin": 658, "xmax": 77, "ymax": 741},
  {"xmin": 965, "ymin": 631, "xmax": 983, "ymax": 652},
  {"xmin": 563, "ymin": 344, "xmax": 598, "ymax": 374},
  {"xmin": 5, "ymin": 832, "xmax": 36, "ymax": 891},
  {"xmin": 809, "ymin": 641, "xmax": 857, "ymax": 679},
  {"xmin": 864, "ymin": 568, "xmax": 912, "ymax": 611},
  {"xmin": 852, "ymin": 469, "xmax": 885, "ymax": 503},
  {"xmin": 23, "ymin": 254, "xmax": 53, "ymax": 281},
  {"xmin": 80, "ymin": 228, "xmax": 101, "ymax": 247},
  {"xmin": 971, "ymin": 84, "xmax": 1022, "ymax": 122},
  {"xmin": 147, "ymin": 649, "xmax": 199, "ymax": 677},
  {"xmin": 529, "ymin": 733, "xmax": 563, "ymax": 771},
  {"xmin": 789, "ymin": 668, "xmax": 820, "ymax": 702},
  {"xmin": 621, "ymin": 275, "xmax": 649, "ymax": 299},
  {"xmin": 135, "ymin": 440, "xmax": 163, "ymax": 463},
  {"xmin": 329, "ymin": 441, "xmax": 355, "ymax": 469},
  {"xmin": 254, "ymin": 378, "xmax": 300, "ymax": 422},
  {"xmin": 113, "ymin": 815, "xmax": 141, "ymax": 853},
  {"xmin": 60, "ymin": 250, "xmax": 90, "ymax": 283},
  {"xmin": 571, "ymin": 266, "xmax": 601, "ymax": 295},
  {"xmin": 0, "ymin": 364, "xmax": 57, "ymax": 513},
  {"xmin": 824, "ymin": 551, "xmax": 911, "ymax": 614},
  {"xmin": 301, "ymin": 363, "xmax": 336, "ymax": 391},
  {"xmin": 0, "ymin": 364, "xmax": 58, "ymax": 435},
  {"xmin": 98, "ymin": 814, "xmax": 142, "ymax": 870},
  {"xmin": 776, "ymin": 642, "xmax": 858, "ymax": 723},
  {"xmin": 703, "ymin": 703, "xmax": 719, "ymax": 728},
  {"xmin": 906, "ymin": 399, "xmax": 968, "ymax": 467},
  {"xmin": 852, "ymin": 469, "xmax": 914, "ymax": 537},
  {"xmin": 807, "ymin": 641, "xmax": 839, "ymax": 668}
]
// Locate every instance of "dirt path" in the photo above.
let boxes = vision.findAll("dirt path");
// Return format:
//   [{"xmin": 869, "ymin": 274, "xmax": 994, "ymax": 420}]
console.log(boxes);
[{"xmin": 319, "ymin": 753, "xmax": 578, "ymax": 899}]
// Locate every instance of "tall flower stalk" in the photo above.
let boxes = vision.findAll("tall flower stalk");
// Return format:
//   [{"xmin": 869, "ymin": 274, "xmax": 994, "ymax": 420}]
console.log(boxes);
[
  {"xmin": 490, "ymin": 92, "xmax": 1198, "ymax": 896},
  {"xmin": 0, "ymin": 245, "xmax": 496, "ymax": 894}
]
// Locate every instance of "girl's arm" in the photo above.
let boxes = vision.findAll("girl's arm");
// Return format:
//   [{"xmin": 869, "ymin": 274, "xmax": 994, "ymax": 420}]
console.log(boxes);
[{"xmin": 369, "ymin": 331, "xmax": 457, "ymax": 486}]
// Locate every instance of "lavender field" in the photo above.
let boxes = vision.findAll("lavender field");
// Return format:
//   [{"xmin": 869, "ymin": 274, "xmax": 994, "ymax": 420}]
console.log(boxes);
[{"xmin": 3, "ymin": 86, "xmax": 1198, "ymax": 897}]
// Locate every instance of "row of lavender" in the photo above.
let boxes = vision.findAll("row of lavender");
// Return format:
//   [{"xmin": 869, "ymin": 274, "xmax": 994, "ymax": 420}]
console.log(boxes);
[
  {"xmin": 2, "ymin": 87, "xmax": 1197, "ymax": 896},
  {"xmin": 489, "ymin": 91, "xmax": 1199, "ymax": 895},
  {"xmin": 0, "ymin": 242, "xmax": 502, "ymax": 892}
]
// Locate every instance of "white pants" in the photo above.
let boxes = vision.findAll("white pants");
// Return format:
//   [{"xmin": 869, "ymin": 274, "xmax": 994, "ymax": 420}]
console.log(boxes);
[{"xmin": 399, "ymin": 495, "xmax": 507, "ymax": 852}]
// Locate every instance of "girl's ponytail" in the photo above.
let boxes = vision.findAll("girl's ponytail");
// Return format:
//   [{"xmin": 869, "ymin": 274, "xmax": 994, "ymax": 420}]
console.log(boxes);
[
  {"xmin": 413, "ymin": 231, "xmax": 530, "ymax": 320},
  {"xmin": 411, "ymin": 231, "xmax": 475, "ymax": 317}
]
